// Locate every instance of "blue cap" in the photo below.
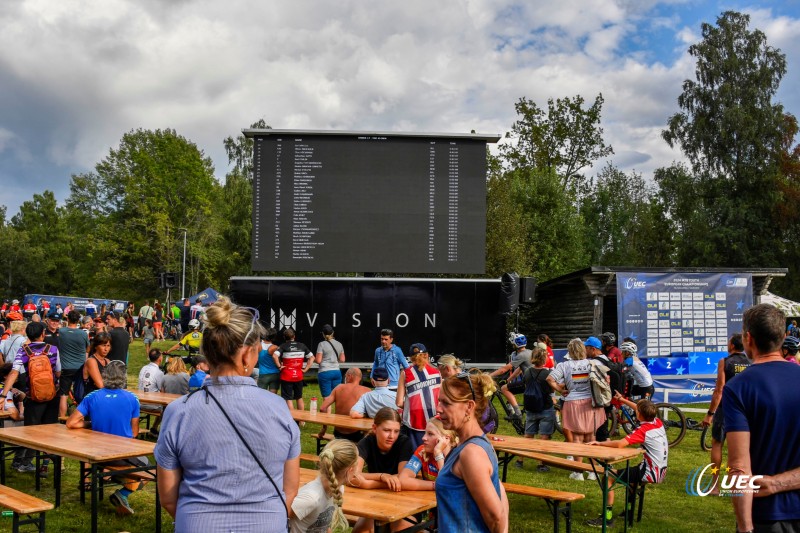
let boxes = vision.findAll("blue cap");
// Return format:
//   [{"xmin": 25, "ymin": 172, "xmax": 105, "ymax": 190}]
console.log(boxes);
[
  {"xmin": 409, "ymin": 343, "xmax": 428, "ymax": 354},
  {"xmin": 371, "ymin": 367, "xmax": 389, "ymax": 381},
  {"xmin": 585, "ymin": 337, "xmax": 602, "ymax": 349}
]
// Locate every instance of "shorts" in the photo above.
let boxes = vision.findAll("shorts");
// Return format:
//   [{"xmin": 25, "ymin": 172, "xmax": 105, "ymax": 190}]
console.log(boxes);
[
  {"xmin": 711, "ymin": 410, "xmax": 725, "ymax": 443},
  {"xmin": 258, "ymin": 372, "xmax": 281, "ymax": 392},
  {"xmin": 753, "ymin": 519, "xmax": 800, "ymax": 533},
  {"xmin": 525, "ymin": 407, "xmax": 556, "ymax": 436},
  {"xmin": 630, "ymin": 385, "xmax": 655, "ymax": 400},
  {"xmin": 334, "ymin": 429, "xmax": 365, "ymax": 443},
  {"xmin": 59, "ymin": 368, "xmax": 81, "ymax": 396},
  {"xmin": 615, "ymin": 463, "xmax": 646, "ymax": 485},
  {"xmin": 506, "ymin": 377, "xmax": 525, "ymax": 395},
  {"xmin": 317, "ymin": 369, "xmax": 343, "ymax": 397},
  {"xmin": 280, "ymin": 380, "xmax": 304, "ymax": 401}
]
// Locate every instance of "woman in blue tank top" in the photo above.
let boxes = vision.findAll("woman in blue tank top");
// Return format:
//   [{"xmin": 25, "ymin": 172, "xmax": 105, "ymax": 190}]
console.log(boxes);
[{"xmin": 435, "ymin": 371, "xmax": 508, "ymax": 533}]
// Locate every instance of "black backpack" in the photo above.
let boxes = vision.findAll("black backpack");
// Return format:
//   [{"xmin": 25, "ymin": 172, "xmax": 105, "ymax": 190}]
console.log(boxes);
[
  {"xmin": 602, "ymin": 357, "xmax": 628, "ymax": 396},
  {"xmin": 523, "ymin": 368, "xmax": 548, "ymax": 413}
]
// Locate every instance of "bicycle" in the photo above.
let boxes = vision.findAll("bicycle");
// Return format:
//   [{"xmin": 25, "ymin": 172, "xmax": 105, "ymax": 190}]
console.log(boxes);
[
  {"xmin": 607, "ymin": 397, "xmax": 687, "ymax": 447},
  {"xmin": 490, "ymin": 377, "xmax": 525, "ymax": 436},
  {"xmin": 683, "ymin": 417, "xmax": 713, "ymax": 451}
]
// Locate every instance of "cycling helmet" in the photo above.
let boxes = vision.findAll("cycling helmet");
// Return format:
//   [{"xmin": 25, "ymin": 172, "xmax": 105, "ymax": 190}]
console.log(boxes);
[
  {"xmin": 189, "ymin": 318, "xmax": 200, "ymax": 329},
  {"xmin": 511, "ymin": 333, "xmax": 527, "ymax": 348},
  {"xmin": 783, "ymin": 336, "xmax": 800, "ymax": 354},
  {"xmin": 620, "ymin": 341, "xmax": 638, "ymax": 355},
  {"xmin": 600, "ymin": 332, "xmax": 616, "ymax": 346}
]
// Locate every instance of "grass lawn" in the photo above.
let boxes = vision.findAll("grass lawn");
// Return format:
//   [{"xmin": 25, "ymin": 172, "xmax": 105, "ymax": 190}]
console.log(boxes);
[{"xmin": 2, "ymin": 339, "xmax": 738, "ymax": 532}]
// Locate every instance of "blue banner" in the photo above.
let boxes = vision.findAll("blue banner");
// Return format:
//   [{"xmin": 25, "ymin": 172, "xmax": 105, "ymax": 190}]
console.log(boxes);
[
  {"xmin": 651, "ymin": 377, "xmax": 716, "ymax": 404},
  {"xmin": 616, "ymin": 272, "xmax": 753, "ymax": 358}
]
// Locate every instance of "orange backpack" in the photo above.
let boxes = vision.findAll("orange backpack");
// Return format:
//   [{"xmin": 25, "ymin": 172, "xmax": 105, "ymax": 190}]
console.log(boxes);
[{"xmin": 24, "ymin": 344, "xmax": 56, "ymax": 402}]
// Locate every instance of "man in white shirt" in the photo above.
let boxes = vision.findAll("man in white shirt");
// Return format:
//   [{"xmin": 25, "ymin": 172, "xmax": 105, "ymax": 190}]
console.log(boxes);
[{"xmin": 137, "ymin": 348, "xmax": 165, "ymax": 437}]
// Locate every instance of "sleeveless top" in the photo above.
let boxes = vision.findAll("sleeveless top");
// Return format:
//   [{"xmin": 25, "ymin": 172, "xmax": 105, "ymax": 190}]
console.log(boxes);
[
  {"xmin": 435, "ymin": 435, "xmax": 501, "ymax": 533},
  {"xmin": 84, "ymin": 355, "xmax": 110, "ymax": 396},
  {"xmin": 724, "ymin": 353, "xmax": 751, "ymax": 383}
]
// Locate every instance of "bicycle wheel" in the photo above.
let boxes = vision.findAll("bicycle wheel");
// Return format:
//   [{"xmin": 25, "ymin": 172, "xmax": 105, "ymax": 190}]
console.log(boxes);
[
  {"xmin": 700, "ymin": 425, "xmax": 713, "ymax": 451},
  {"xmin": 553, "ymin": 404, "xmax": 563, "ymax": 435},
  {"xmin": 619, "ymin": 405, "xmax": 637, "ymax": 435},
  {"xmin": 655, "ymin": 402, "xmax": 687, "ymax": 447}
]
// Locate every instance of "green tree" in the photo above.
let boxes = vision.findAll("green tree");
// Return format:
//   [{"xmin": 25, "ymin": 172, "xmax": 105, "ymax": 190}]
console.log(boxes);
[
  {"xmin": 501, "ymin": 94, "xmax": 613, "ymax": 188},
  {"xmin": 661, "ymin": 11, "xmax": 790, "ymax": 267},
  {"xmin": 582, "ymin": 164, "xmax": 675, "ymax": 266},
  {"xmin": 66, "ymin": 128, "xmax": 221, "ymax": 299}
]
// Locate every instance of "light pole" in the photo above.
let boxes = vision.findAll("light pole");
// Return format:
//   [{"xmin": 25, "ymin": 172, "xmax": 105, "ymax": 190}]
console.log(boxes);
[{"xmin": 179, "ymin": 228, "xmax": 188, "ymax": 299}]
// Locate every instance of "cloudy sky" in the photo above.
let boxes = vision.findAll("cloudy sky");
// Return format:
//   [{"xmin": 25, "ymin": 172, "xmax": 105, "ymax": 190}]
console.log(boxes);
[{"xmin": 2, "ymin": 0, "xmax": 799, "ymax": 218}]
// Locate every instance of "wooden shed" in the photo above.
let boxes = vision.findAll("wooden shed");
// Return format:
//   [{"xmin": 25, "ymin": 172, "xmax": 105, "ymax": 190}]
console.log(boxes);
[{"xmin": 527, "ymin": 266, "xmax": 787, "ymax": 348}]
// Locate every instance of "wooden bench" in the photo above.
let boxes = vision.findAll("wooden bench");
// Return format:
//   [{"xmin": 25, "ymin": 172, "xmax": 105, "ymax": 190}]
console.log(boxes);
[
  {"xmin": 299, "ymin": 453, "xmax": 321, "ymax": 467},
  {"xmin": 503, "ymin": 482, "xmax": 584, "ymax": 533},
  {"xmin": 314, "ymin": 433, "xmax": 335, "ymax": 454},
  {"xmin": 498, "ymin": 449, "xmax": 596, "ymax": 481},
  {"xmin": 0, "ymin": 484, "xmax": 53, "ymax": 533}
]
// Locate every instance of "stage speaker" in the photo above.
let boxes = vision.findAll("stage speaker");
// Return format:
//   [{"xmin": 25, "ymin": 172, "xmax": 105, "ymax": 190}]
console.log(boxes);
[
  {"xmin": 499, "ymin": 272, "xmax": 520, "ymax": 314},
  {"xmin": 519, "ymin": 277, "xmax": 536, "ymax": 304}
]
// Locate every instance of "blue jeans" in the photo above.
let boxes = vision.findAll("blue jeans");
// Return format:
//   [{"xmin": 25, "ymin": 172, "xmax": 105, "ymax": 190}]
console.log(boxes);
[{"xmin": 317, "ymin": 370, "xmax": 343, "ymax": 397}]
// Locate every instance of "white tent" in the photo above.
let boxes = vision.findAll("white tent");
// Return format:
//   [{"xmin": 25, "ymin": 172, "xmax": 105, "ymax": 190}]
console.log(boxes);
[{"xmin": 760, "ymin": 291, "xmax": 800, "ymax": 317}]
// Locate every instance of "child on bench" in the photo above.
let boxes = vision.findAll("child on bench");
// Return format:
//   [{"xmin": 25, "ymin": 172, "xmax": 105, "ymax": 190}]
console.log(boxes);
[{"xmin": 586, "ymin": 394, "xmax": 668, "ymax": 528}]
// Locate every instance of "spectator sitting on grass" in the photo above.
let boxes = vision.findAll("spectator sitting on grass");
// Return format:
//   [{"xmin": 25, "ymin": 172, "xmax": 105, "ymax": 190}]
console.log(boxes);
[{"xmin": 585, "ymin": 394, "xmax": 668, "ymax": 528}]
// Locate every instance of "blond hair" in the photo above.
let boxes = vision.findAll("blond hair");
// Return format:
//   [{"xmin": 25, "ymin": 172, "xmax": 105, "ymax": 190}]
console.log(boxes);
[
  {"xmin": 421, "ymin": 418, "xmax": 458, "ymax": 463},
  {"xmin": 436, "ymin": 354, "xmax": 463, "ymax": 370},
  {"xmin": 166, "ymin": 357, "xmax": 187, "ymax": 375},
  {"xmin": 9, "ymin": 320, "xmax": 26, "ymax": 334},
  {"xmin": 319, "ymin": 439, "xmax": 358, "ymax": 532},
  {"xmin": 440, "ymin": 370, "xmax": 495, "ymax": 413},
  {"xmin": 567, "ymin": 338, "xmax": 587, "ymax": 360},
  {"xmin": 202, "ymin": 297, "xmax": 265, "ymax": 370},
  {"xmin": 410, "ymin": 351, "xmax": 429, "ymax": 370}
]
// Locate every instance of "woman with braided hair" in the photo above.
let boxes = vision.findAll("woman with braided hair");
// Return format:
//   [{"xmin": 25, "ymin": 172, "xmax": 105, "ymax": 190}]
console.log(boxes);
[{"xmin": 290, "ymin": 439, "xmax": 358, "ymax": 533}]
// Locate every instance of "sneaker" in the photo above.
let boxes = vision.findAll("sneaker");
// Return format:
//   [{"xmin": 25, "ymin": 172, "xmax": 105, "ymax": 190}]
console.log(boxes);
[
  {"xmin": 586, "ymin": 472, "xmax": 597, "ymax": 481},
  {"xmin": 537, "ymin": 464, "xmax": 550, "ymax": 473},
  {"xmin": 565, "ymin": 455, "xmax": 574, "ymax": 461},
  {"xmin": 15, "ymin": 463, "xmax": 36, "ymax": 473},
  {"xmin": 109, "ymin": 490, "xmax": 134, "ymax": 516},
  {"xmin": 513, "ymin": 459, "xmax": 524, "ymax": 469},
  {"xmin": 568, "ymin": 472, "xmax": 584, "ymax": 481},
  {"xmin": 38, "ymin": 465, "xmax": 48, "ymax": 479},
  {"xmin": 586, "ymin": 515, "xmax": 615, "ymax": 528}
]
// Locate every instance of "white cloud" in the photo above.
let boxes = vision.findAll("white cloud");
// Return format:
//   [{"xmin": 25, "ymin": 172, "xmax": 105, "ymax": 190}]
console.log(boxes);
[{"xmin": 0, "ymin": 0, "xmax": 798, "ymax": 214}]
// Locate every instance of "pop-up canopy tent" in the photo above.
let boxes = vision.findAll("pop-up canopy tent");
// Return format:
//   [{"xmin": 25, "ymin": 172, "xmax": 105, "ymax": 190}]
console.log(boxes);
[
  {"xmin": 186, "ymin": 288, "xmax": 221, "ymax": 305},
  {"xmin": 760, "ymin": 291, "xmax": 800, "ymax": 318}
]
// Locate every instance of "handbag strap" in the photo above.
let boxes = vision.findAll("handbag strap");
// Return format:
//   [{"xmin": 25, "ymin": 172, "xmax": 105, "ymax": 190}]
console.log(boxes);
[
  {"xmin": 194, "ymin": 385, "xmax": 290, "ymax": 531},
  {"xmin": 326, "ymin": 340, "xmax": 339, "ymax": 360}
]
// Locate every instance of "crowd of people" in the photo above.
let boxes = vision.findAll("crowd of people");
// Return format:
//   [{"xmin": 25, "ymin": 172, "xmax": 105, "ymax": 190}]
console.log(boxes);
[{"xmin": 2, "ymin": 294, "xmax": 799, "ymax": 532}]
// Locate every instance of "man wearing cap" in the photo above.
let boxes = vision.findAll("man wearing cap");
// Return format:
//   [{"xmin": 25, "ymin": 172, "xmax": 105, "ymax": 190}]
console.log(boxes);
[
  {"xmin": 9, "ymin": 299, "xmax": 21, "ymax": 314},
  {"xmin": 586, "ymin": 336, "xmax": 614, "ymax": 446},
  {"xmin": 489, "ymin": 333, "xmax": 532, "ymax": 420},
  {"xmin": 43, "ymin": 311, "xmax": 61, "ymax": 348},
  {"xmin": 371, "ymin": 328, "xmax": 408, "ymax": 390},
  {"xmin": 58, "ymin": 310, "xmax": 90, "ymax": 417},
  {"xmin": 350, "ymin": 367, "xmax": 397, "ymax": 418},
  {"xmin": 107, "ymin": 311, "xmax": 131, "ymax": 365},
  {"xmin": 188, "ymin": 356, "xmax": 210, "ymax": 391}
]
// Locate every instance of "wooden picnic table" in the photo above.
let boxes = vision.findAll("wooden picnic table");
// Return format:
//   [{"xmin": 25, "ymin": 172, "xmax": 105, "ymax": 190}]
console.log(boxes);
[
  {"xmin": 130, "ymin": 390, "xmax": 183, "ymax": 406},
  {"xmin": 0, "ymin": 423, "xmax": 159, "ymax": 533},
  {"xmin": 490, "ymin": 434, "xmax": 642, "ymax": 533},
  {"xmin": 290, "ymin": 409, "xmax": 374, "ymax": 433},
  {"xmin": 299, "ymin": 467, "xmax": 436, "ymax": 532}
]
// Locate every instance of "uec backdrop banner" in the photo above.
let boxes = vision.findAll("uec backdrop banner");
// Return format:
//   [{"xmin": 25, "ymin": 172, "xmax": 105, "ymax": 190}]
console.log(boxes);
[{"xmin": 616, "ymin": 272, "xmax": 753, "ymax": 358}]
